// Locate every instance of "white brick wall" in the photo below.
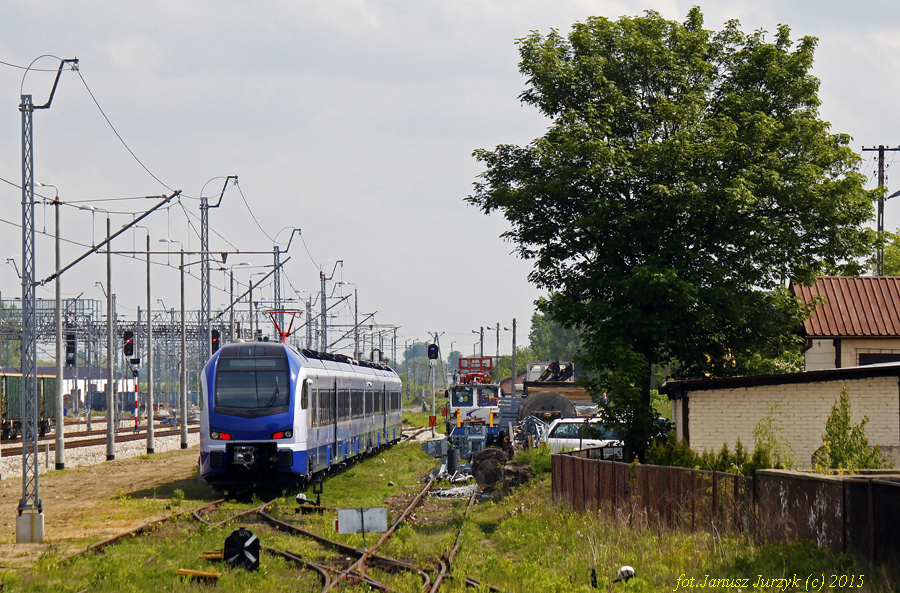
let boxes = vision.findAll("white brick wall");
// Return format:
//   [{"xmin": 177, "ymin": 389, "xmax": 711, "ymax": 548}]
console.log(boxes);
[
  {"xmin": 678, "ymin": 376, "xmax": 899, "ymax": 469},
  {"xmin": 804, "ymin": 337, "xmax": 900, "ymax": 370},
  {"xmin": 805, "ymin": 339, "xmax": 835, "ymax": 371}
]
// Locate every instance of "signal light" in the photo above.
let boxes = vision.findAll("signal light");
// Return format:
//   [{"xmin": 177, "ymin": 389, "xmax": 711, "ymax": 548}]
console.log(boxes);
[
  {"xmin": 427, "ymin": 343, "xmax": 439, "ymax": 360},
  {"xmin": 211, "ymin": 329, "xmax": 220, "ymax": 353},
  {"xmin": 65, "ymin": 333, "xmax": 76, "ymax": 368},
  {"xmin": 123, "ymin": 330, "xmax": 134, "ymax": 357}
]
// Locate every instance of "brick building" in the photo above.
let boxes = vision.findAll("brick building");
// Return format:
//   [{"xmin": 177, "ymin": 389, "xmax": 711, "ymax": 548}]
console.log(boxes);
[
  {"xmin": 660, "ymin": 365, "xmax": 900, "ymax": 469},
  {"xmin": 793, "ymin": 276, "xmax": 900, "ymax": 370}
]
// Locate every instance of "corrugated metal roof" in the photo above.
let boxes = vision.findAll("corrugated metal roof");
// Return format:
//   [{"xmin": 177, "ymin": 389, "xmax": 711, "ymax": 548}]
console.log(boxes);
[{"xmin": 792, "ymin": 276, "xmax": 900, "ymax": 337}]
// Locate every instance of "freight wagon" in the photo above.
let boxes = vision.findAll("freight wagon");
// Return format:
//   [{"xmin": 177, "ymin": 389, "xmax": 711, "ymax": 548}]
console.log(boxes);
[{"xmin": 0, "ymin": 373, "xmax": 57, "ymax": 439}]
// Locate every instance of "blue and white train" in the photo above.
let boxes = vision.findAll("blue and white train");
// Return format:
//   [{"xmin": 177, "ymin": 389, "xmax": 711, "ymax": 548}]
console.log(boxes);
[{"xmin": 199, "ymin": 342, "xmax": 403, "ymax": 493}]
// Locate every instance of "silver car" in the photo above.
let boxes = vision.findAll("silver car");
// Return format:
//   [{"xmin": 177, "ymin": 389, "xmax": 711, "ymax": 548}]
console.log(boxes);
[{"xmin": 546, "ymin": 417, "xmax": 622, "ymax": 454}]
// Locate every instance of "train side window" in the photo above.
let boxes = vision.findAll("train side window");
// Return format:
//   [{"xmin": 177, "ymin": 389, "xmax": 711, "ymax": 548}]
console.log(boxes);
[
  {"xmin": 339, "ymin": 389, "xmax": 350, "ymax": 420},
  {"xmin": 351, "ymin": 389, "xmax": 363, "ymax": 419},
  {"xmin": 300, "ymin": 380, "xmax": 308, "ymax": 411}
]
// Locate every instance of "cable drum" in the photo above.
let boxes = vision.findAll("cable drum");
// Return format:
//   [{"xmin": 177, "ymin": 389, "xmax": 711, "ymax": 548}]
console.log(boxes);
[
  {"xmin": 515, "ymin": 392, "xmax": 577, "ymax": 422},
  {"xmin": 472, "ymin": 447, "xmax": 509, "ymax": 488}
]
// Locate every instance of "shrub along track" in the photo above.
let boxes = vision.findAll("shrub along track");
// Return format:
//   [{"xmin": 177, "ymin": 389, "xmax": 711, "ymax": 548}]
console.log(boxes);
[{"xmin": 62, "ymin": 471, "xmax": 505, "ymax": 592}]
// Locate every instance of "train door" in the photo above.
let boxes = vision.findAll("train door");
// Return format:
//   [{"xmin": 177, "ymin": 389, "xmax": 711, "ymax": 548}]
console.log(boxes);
[
  {"xmin": 332, "ymin": 379, "xmax": 338, "ymax": 463},
  {"xmin": 382, "ymin": 385, "xmax": 387, "ymax": 445}
]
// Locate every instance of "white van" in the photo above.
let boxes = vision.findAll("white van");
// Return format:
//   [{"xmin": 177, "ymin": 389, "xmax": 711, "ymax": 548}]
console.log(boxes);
[{"xmin": 546, "ymin": 417, "xmax": 622, "ymax": 453}]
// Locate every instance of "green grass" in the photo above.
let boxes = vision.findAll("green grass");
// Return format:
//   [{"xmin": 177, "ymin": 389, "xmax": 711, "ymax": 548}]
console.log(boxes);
[
  {"xmin": 403, "ymin": 398, "xmax": 449, "ymax": 429},
  {"xmin": 451, "ymin": 478, "xmax": 896, "ymax": 592},
  {"xmin": 6, "ymin": 442, "xmax": 896, "ymax": 592}
]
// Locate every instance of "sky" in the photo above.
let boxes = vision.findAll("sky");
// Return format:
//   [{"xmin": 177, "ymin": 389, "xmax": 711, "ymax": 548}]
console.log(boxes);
[{"xmin": 1, "ymin": 0, "xmax": 900, "ymax": 361}]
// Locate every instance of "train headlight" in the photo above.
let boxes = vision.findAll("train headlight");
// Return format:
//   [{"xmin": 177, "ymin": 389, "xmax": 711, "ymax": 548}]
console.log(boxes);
[
  {"xmin": 210, "ymin": 431, "xmax": 232, "ymax": 440},
  {"xmin": 271, "ymin": 429, "xmax": 292, "ymax": 440}
]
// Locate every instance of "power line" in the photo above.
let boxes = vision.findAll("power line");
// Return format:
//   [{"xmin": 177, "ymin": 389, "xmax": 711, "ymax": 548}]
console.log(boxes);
[
  {"xmin": 299, "ymin": 233, "xmax": 319, "ymax": 269},
  {"xmin": 0, "ymin": 59, "xmax": 60, "ymax": 72},
  {"xmin": 235, "ymin": 182, "xmax": 274, "ymax": 242},
  {"xmin": 76, "ymin": 69, "xmax": 176, "ymax": 193}
]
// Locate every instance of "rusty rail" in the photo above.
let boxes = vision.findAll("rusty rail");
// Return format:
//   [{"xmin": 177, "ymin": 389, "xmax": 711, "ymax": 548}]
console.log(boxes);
[
  {"xmin": 71, "ymin": 499, "xmax": 224, "ymax": 559},
  {"xmin": 322, "ymin": 473, "xmax": 436, "ymax": 591},
  {"xmin": 259, "ymin": 509, "xmax": 431, "ymax": 590}
]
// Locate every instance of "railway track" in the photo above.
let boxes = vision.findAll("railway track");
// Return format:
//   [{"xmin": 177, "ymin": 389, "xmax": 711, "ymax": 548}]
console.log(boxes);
[
  {"xmin": 1, "ymin": 420, "xmax": 200, "ymax": 445},
  {"xmin": 63, "ymin": 465, "xmax": 505, "ymax": 592},
  {"xmin": 0, "ymin": 425, "xmax": 199, "ymax": 457}
]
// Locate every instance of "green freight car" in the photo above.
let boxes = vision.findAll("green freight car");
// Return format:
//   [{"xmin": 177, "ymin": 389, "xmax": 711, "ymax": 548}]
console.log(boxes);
[{"xmin": 1, "ymin": 373, "xmax": 57, "ymax": 439}]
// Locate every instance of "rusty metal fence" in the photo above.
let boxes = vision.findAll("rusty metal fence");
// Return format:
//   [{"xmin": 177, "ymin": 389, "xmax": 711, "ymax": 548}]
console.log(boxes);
[
  {"xmin": 552, "ymin": 453, "xmax": 900, "ymax": 566},
  {"xmin": 552, "ymin": 449, "xmax": 755, "ymax": 534},
  {"xmin": 757, "ymin": 470, "xmax": 900, "ymax": 565}
]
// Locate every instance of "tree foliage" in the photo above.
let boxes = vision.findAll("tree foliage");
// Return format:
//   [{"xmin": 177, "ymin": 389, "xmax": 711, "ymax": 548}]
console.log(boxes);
[
  {"xmin": 494, "ymin": 346, "xmax": 535, "ymax": 384},
  {"xmin": 879, "ymin": 231, "xmax": 900, "ymax": 275},
  {"xmin": 468, "ymin": 9, "xmax": 874, "ymax": 457},
  {"xmin": 528, "ymin": 305, "xmax": 580, "ymax": 361}
]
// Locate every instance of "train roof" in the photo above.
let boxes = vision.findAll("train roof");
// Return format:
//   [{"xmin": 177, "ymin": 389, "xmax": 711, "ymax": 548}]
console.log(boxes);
[{"xmin": 214, "ymin": 342, "xmax": 397, "ymax": 375}]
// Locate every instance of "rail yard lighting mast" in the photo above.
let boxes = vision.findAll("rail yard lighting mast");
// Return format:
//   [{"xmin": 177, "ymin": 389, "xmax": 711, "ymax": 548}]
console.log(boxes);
[
  {"xmin": 161, "ymin": 238, "xmax": 191, "ymax": 449},
  {"xmin": 273, "ymin": 228, "xmax": 301, "ymax": 341},
  {"xmin": 222, "ymin": 261, "xmax": 252, "ymax": 342},
  {"xmin": 37, "ymin": 183, "xmax": 65, "ymax": 471},
  {"xmin": 471, "ymin": 327, "xmax": 484, "ymax": 357},
  {"xmin": 319, "ymin": 261, "xmax": 342, "ymax": 353},
  {"xmin": 250, "ymin": 272, "xmax": 268, "ymax": 339},
  {"xmin": 18, "ymin": 57, "xmax": 77, "ymax": 543}
]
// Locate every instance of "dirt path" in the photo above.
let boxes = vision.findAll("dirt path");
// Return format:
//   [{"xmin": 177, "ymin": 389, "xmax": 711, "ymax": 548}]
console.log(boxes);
[{"xmin": 0, "ymin": 446, "xmax": 202, "ymax": 571}]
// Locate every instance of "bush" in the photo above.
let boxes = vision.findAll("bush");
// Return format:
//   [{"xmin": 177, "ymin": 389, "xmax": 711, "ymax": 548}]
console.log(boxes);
[
  {"xmin": 814, "ymin": 386, "xmax": 892, "ymax": 473},
  {"xmin": 513, "ymin": 444, "xmax": 552, "ymax": 476},
  {"xmin": 646, "ymin": 406, "xmax": 796, "ymax": 477}
]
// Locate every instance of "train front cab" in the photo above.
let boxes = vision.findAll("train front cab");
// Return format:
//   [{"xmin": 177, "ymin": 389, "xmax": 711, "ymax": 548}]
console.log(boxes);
[{"xmin": 200, "ymin": 343, "xmax": 308, "ymax": 492}]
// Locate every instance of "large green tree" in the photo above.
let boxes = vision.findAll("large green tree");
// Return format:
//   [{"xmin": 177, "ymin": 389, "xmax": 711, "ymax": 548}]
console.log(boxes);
[
  {"xmin": 468, "ymin": 9, "xmax": 874, "ymax": 457},
  {"xmin": 529, "ymin": 306, "xmax": 580, "ymax": 361}
]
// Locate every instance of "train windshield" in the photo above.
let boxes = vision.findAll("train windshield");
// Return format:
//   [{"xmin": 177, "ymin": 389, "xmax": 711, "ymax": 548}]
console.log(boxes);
[
  {"xmin": 215, "ymin": 356, "xmax": 290, "ymax": 418},
  {"xmin": 451, "ymin": 385, "xmax": 498, "ymax": 407}
]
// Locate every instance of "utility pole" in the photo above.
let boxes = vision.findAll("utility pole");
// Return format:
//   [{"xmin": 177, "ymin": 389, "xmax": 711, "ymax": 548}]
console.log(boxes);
[
  {"xmin": 106, "ymin": 219, "xmax": 115, "ymax": 462},
  {"xmin": 306, "ymin": 297, "xmax": 313, "ymax": 349},
  {"xmin": 863, "ymin": 145, "xmax": 900, "ymax": 275},
  {"xmin": 319, "ymin": 272, "xmax": 325, "ymax": 351},
  {"xmin": 405, "ymin": 341, "xmax": 412, "ymax": 401},
  {"xmin": 18, "ymin": 56, "xmax": 77, "ymax": 543},
  {"xmin": 229, "ymin": 270, "xmax": 235, "ymax": 342},
  {"xmin": 180, "ymin": 249, "xmax": 188, "ymax": 449},
  {"xmin": 146, "ymin": 235, "xmax": 154, "ymax": 454},
  {"xmin": 319, "ymin": 261, "xmax": 342, "ymax": 353},
  {"xmin": 273, "ymin": 245, "xmax": 281, "ymax": 336},
  {"xmin": 353, "ymin": 289, "xmax": 359, "ymax": 359},
  {"xmin": 273, "ymin": 229, "xmax": 300, "ymax": 343},
  {"xmin": 472, "ymin": 327, "xmax": 484, "ymax": 357},
  {"xmin": 510, "ymin": 318, "xmax": 517, "ymax": 395},
  {"xmin": 200, "ymin": 176, "xmax": 236, "ymax": 364},
  {"xmin": 52, "ymin": 189, "xmax": 64, "ymax": 470}
]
